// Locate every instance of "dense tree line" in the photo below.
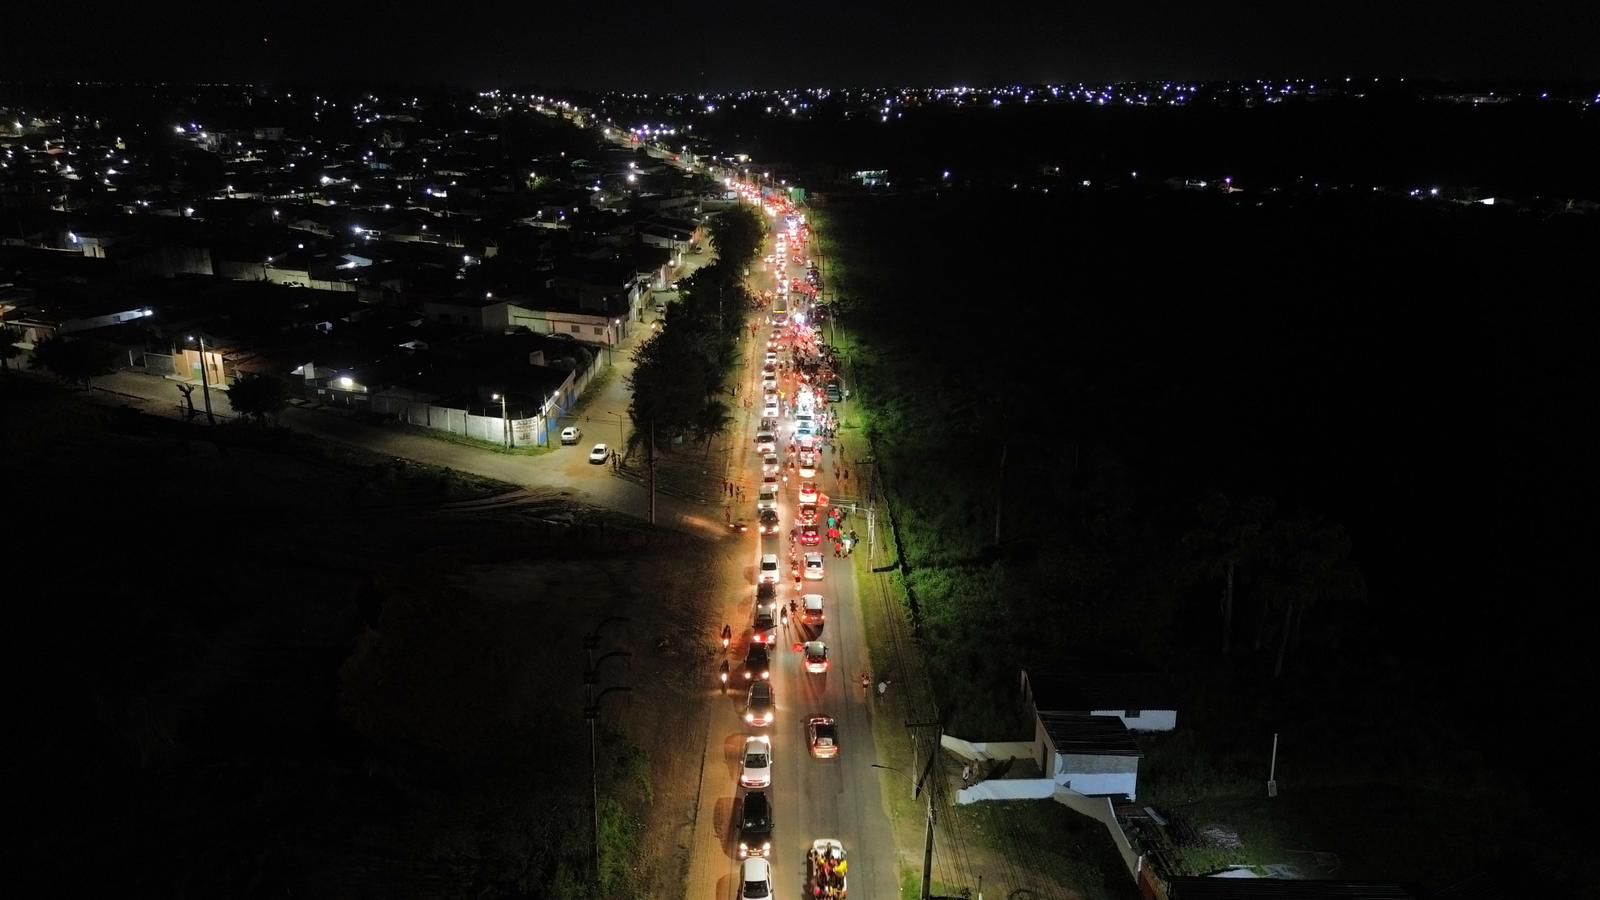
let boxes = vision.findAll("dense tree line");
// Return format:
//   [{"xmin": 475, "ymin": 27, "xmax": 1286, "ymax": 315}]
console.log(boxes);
[
  {"xmin": 821, "ymin": 186, "xmax": 1598, "ymax": 794},
  {"xmin": 625, "ymin": 205, "xmax": 764, "ymax": 455},
  {"xmin": 31, "ymin": 335, "xmax": 120, "ymax": 387}
]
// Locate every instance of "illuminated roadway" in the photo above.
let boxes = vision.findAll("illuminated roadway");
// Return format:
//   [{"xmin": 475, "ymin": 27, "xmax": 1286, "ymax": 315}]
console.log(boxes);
[{"xmin": 685, "ymin": 196, "xmax": 900, "ymax": 900}]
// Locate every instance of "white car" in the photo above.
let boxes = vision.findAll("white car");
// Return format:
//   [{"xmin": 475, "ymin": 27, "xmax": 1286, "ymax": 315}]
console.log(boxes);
[
  {"xmin": 765, "ymin": 351, "xmax": 779, "ymax": 366},
  {"xmin": 762, "ymin": 374, "xmax": 777, "ymax": 391},
  {"xmin": 804, "ymin": 552, "xmax": 824, "ymax": 580},
  {"xmin": 762, "ymin": 454, "xmax": 781, "ymax": 477},
  {"xmin": 740, "ymin": 857, "xmax": 775, "ymax": 900},
  {"xmin": 798, "ymin": 481, "xmax": 818, "ymax": 504},
  {"xmin": 757, "ymin": 486, "xmax": 778, "ymax": 511},
  {"xmin": 560, "ymin": 426, "xmax": 582, "ymax": 445},
  {"xmin": 801, "ymin": 593, "xmax": 825, "ymax": 625},
  {"xmin": 803, "ymin": 641, "xmax": 829, "ymax": 674},
  {"xmin": 755, "ymin": 431, "xmax": 776, "ymax": 454},
  {"xmin": 740, "ymin": 736, "xmax": 773, "ymax": 788},
  {"xmin": 798, "ymin": 453, "xmax": 816, "ymax": 478},
  {"xmin": 588, "ymin": 443, "xmax": 609, "ymax": 464},
  {"xmin": 758, "ymin": 554, "xmax": 780, "ymax": 584},
  {"xmin": 763, "ymin": 401, "xmax": 780, "ymax": 419}
]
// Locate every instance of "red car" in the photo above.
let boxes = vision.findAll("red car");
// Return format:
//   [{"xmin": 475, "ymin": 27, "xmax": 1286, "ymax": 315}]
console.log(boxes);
[
  {"xmin": 799, "ymin": 524, "xmax": 822, "ymax": 546},
  {"xmin": 797, "ymin": 504, "xmax": 818, "ymax": 525}
]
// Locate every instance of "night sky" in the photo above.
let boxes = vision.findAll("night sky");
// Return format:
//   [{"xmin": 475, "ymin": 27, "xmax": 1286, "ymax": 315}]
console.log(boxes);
[{"xmin": 6, "ymin": 0, "xmax": 1598, "ymax": 90}]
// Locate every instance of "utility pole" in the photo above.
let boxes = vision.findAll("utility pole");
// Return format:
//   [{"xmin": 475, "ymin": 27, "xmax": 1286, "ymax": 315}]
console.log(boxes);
[
  {"xmin": 583, "ymin": 617, "xmax": 632, "ymax": 884},
  {"xmin": 994, "ymin": 438, "xmax": 1007, "ymax": 546},
  {"xmin": 1267, "ymin": 732, "xmax": 1280, "ymax": 798},
  {"xmin": 906, "ymin": 719, "xmax": 942, "ymax": 900},
  {"xmin": 188, "ymin": 334, "xmax": 215, "ymax": 424}
]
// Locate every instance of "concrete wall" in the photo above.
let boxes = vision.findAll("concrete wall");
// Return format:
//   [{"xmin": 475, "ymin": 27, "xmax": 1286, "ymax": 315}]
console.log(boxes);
[
  {"xmin": 507, "ymin": 305, "xmax": 622, "ymax": 345},
  {"xmin": 1090, "ymin": 709, "xmax": 1177, "ymax": 732},
  {"xmin": 59, "ymin": 307, "xmax": 153, "ymax": 335},
  {"xmin": 1058, "ymin": 753, "xmax": 1139, "ymax": 799},
  {"xmin": 941, "ymin": 735, "xmax": 1035, "ymax": 763},
  {"xmin": 956, "ymin": 779, "xmax": 1057, "ymax": 804},
  {"xmin": 1053, "ymin": 788, "xmax": 1143, "ymax": 879},
  {"xmin": 141, "ymin": 352, "xmax": 177, "ymax": 375},
  {"xmin": 371, "ymin": 397, "xmax": 548, "ymax": 448}
]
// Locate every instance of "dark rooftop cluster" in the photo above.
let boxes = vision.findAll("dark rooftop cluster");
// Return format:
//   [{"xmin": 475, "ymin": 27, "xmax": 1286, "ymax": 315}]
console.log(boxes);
[{"xmin": 1, "ymin": 87, "xmax": 730, "ymax": 417}]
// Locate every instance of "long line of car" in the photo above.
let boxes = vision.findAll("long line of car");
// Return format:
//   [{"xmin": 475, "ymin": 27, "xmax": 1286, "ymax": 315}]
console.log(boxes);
[{"xmin": 730, "ymin": 203, "xmax": 852, "ymax": 900}]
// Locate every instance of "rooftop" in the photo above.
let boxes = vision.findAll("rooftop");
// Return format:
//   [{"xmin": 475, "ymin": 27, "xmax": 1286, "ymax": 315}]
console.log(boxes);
[
  {"xmin": 1165, "ymin": 878, "xmax": 1417, "ymax": 900},
  {"xmin": 1037, "ymin": 713, "xmax": 1143, "ymax": 757}
]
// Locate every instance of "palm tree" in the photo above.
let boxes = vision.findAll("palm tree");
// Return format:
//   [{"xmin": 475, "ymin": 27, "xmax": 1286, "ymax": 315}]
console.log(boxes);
[{"xmin": 693, "ymin": 398, "xmax": 734, "ymax": 455}]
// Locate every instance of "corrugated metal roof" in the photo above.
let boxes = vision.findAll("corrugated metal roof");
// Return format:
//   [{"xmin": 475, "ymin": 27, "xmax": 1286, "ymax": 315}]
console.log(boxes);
[{"xmin": 1038, "ymin": 713, "xmax": 1142, "ymax": 757}]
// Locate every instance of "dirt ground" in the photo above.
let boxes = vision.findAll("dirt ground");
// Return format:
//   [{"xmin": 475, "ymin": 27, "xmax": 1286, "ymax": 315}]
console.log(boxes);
[
  {"xmin": 457, "ymin": 545, "xmax": 722, "ymax": 898},
  {"xmin": 5, "ymin": 379, "xmax": 724, "ymax": 898}
]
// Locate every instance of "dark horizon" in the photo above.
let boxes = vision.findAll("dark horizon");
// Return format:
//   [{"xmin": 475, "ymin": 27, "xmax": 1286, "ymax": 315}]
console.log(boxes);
[{"xmin": 6, "ymin": 0, "xmax": 1599, "ymax": 92}]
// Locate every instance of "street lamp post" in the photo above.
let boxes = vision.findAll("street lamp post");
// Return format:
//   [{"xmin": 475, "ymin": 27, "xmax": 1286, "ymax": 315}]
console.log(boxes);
[
  {"xmin": 187, "ymin": 335, "xmax": 214, "ymax": 425},
  {"xmin": 492, "ymin": 392, "xmax": 510, "ymax": 449},
  {"xmin": 605, "ymin": 409, "xmax": 628, "ymax": 453}
]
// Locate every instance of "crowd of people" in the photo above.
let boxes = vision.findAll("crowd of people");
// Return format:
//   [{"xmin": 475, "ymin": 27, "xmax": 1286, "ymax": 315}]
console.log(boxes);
[{"xmin": 807, "ymin": 844, "xmax": 848, "ymax": 898}]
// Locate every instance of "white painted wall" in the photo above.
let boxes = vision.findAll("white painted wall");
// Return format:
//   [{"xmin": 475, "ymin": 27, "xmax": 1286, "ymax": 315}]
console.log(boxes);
[
  {"xmin": 1056, "ymin": 767, "xmax": 1138, "ymax": 800},
  {"xmin": 1089, "ymin": 708, "xmax": 1177, "ymax": 732},
  {"xmin": 956, "ymin": 779, "xmax": 1057, "ymax": 804},
  {"xmin": 941, "ymin": 735, "xmax": 1038, "ymax": 762},
  {"xmin": 507, "ymin": 305, "xmax": 621, "ymax": 344},
  {"xmin": 1053, "ymin": 789, "xmax": 1143, "ymax": 879},
  {"xmin": 1056, "ymin": 753, "xmax": 1139, "ymax": 799}
]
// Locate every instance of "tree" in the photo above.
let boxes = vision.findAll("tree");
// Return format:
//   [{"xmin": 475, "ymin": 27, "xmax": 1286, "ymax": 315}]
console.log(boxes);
[
  {"xmin": 1180, "ymin": 493, "xmax": 1275, "ymax": 654},
  {"xmin": 0, "ymin": 324, "xmax": 25, "ymax": 372},
  {"xmin": 32, "ymin": 335, "xmax": 118, "ymax": 388},
  {"xmin": 227, "ymin": 373, "xmax": 290, "ymax": 425},
  {"xmin": 1257, "ymin": 514, "xmax": 1365, "ymax": 678},
  {"xmin": 692, "ymin": 398, "xmax": 734, "ymax": 452}
]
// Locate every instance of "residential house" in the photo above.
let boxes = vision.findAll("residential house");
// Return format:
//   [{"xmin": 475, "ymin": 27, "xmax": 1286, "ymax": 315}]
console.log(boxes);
[{"xmin": 1033, "ymin": 712, "xmax": 1143, "ymax": 800}]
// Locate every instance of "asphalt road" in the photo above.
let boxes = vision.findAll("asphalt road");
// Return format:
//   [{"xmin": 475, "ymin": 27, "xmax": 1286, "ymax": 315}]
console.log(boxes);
[{"xmin": 686, "ymin": 206, "xmax": 899, "ymax": 900}]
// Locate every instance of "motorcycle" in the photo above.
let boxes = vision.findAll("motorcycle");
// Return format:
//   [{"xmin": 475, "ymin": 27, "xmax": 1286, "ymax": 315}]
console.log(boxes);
[{"xmin": 720, "ymin": 661, "xmax": 730, "ymax": 694}]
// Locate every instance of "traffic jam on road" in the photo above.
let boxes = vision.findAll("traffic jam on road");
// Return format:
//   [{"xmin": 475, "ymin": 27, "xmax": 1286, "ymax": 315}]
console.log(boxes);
[{"xmin": 723, "ymin": 192, "xmax": 858, "ymax": 900}]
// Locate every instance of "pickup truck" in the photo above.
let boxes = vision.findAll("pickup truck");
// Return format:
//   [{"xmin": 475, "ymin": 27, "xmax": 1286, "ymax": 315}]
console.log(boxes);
[{"xmin": 806, "ymin": 838, "xmax": 847, "ymax": 898}]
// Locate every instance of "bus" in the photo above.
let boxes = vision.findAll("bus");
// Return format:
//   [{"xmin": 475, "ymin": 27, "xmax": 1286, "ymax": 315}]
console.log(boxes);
[{"xmin": 771, "ymin": 295, "xmax": 788, "ymax": 326}]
